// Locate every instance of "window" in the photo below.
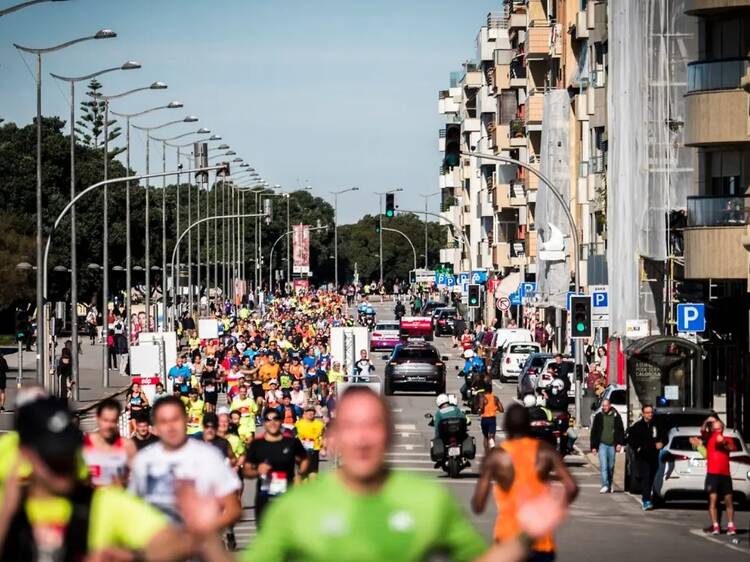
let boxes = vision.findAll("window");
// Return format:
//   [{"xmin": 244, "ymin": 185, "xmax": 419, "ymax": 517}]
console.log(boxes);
[
  {"xmin": 708, "ymin": 151, "xmax": 743, "ymax": 195},
  {"xmin": 393, "ymin": 347, "xmax": 439, "ymax": 361}
]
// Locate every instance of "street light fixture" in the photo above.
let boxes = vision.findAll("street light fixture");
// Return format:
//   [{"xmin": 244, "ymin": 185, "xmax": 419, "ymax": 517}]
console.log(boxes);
[
  {"xmin": 50, "ymin": 60, "xmax": 142, "ymax": 392},
  {"xmin": 15, "ymin": 28, "xmax": 117, "ymax": 382},
  {"xmin": 330, "ymin": 187, "xmax": 359, "ymax": 288},
  {"xmin": 0, "ymin": 0, "xmax": 70, "ymax": 17}
]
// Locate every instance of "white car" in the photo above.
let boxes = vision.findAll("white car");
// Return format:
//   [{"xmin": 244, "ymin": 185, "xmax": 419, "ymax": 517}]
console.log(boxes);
[
  {"xmin": 589, "ymin": 384, "xmax": 627, "ymax": 426},
  {"xmin": 654, "ymin": 426, "xmax": 750, "ymax": 505},
  {"xmin": 535, "ymin": 357, "xmax": 576, "ymax": 397},
  {"xmin": 500, "ymin": 342, "xmax": 541, "ymax": 382}
]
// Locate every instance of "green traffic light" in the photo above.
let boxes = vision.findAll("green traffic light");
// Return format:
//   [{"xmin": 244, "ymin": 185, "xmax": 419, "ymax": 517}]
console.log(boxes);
[
  {"xmin": 385, "ymin": 210, "xmax": 394, "ymax": 218},
  {"xmin": 576, "ymin": 322, "xmax": 585, "ymax": 332}
]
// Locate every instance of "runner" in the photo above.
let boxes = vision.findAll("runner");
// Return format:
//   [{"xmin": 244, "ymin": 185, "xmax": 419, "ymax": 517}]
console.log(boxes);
[
  {"xmin": 230, "ymin": 384, "xmax": 258, "ymax": 443},
  {"xmin": 186, "ymin": 387, "xmax": 206, "ymax": 435},
  {"xmin": 471, "ymin": 403, "xmax": 578, "ymax": 562},
  {"xmin": 294, "ymin": 404, "xmax": 326, "ymax": 477},
  {"xmin": 477, "ymin": 382, "xmax": 504, "ymax": 452},
  {"xmin": 82, "ymin": 398, "xmax": 136, "ymax": 487},
  {"xmin": 131, "ymin": 415, "xmax": 159, "ymax": 451}
]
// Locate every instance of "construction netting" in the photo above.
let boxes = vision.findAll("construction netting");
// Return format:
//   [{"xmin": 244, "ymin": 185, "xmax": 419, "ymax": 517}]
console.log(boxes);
[{"xmin": 607, "ymin": 0, "xmax": 696, "ymax": 335}]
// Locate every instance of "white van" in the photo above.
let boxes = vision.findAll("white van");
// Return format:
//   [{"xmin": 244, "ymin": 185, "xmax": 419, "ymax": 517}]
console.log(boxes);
[{"xmin": 491, "ymin": 328, "xmax": 533, "ymax": 351}]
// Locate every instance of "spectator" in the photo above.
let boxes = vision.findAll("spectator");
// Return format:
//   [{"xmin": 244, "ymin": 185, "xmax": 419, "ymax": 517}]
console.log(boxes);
[
  {"xmin": 56, "ymin": 348, "xmax": 73, "ymax": 400},
  {"xmin": 590, "ymin": 399, "xmax": 625, "ymax": 493},
  {"xmin": 626, "ymin": 404, "xmax": 662, "ymax": 510}
]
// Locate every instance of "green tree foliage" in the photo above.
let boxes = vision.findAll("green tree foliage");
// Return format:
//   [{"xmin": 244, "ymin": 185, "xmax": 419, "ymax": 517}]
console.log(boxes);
[{"xmin": 75, "ymin": 79, "xmax": 122, "ymax": 154}]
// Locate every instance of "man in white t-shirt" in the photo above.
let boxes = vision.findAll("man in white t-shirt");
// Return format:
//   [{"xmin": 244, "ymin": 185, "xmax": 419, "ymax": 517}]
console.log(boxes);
[{"xmin": 129, "ymin": 395, "xmax": 241, "ymax": 529}]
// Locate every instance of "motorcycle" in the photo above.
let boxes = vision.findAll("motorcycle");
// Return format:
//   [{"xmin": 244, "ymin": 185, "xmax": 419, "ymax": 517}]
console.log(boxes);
[
  {"xmin": 364, "ymin": 312, "xmax": 376, "ymax": 329},
  {"xmin": 455, "ymin": 365, "xmax": 484, "ymax": 415},
  {"xmin": 552, "ymin": 410, "xmax": 574, "ymax": 456},
  {"xmin": 426, "ymin": 413, "xmax": 475, "ymax": 478}
]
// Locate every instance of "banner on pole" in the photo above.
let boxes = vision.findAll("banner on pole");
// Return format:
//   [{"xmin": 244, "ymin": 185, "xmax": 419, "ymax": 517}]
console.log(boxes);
[{"xmin": 293, "ymin": 224, "xmax": 310, "ymax": 274}]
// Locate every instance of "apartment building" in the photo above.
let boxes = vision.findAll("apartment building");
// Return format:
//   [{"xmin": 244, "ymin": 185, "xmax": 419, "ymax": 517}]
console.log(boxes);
[
  {"xmin": 681, "ymin": 0, "xmax": 750, "ymax": 434},
  {"xmin": 437, "ymin": 0, "xmax": 608, "ymax": 316}
]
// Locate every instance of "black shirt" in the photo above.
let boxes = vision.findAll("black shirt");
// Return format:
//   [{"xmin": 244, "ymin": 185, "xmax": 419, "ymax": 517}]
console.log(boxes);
[
  {"xmin": 132, "ymin": 433, "xmax": 159, "ymax": 451},
  {"xmin": 246, "ymin": 436, "xmax": 307, "ymax": 492},
  {"xmin": 205, "ymin": 435, "xmax": 231, "ymax": 459}
]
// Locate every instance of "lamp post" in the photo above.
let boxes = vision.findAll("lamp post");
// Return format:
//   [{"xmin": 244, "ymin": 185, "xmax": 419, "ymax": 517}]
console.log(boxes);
[
  {"xmin": 0, "ymin": 0, "xmax": 69, "ymax": 17},
  {"xmin": 162, "ymin": 133, "xmax": 219, "ymax": 317},
  {"xmin": 374, "ymin": 188, "xmax": 403, "ymax": 285},
  {"xmin": 49, "ymin": 60, "xmax": 140, "ymax": 396},
  {"xmin": 133, "ymin": 116, "xmax": 199, "ymax": 327},
  {"xmin": 329, "ymin": 187, "xmax": 358, "ymax": 289},
  {"xmin": 417, "ymin": 192, "xmax": 441, "ymax": 270},
  {"xmin": 14, "ymin": 28, "xmax": 117, "ymax": 382}
]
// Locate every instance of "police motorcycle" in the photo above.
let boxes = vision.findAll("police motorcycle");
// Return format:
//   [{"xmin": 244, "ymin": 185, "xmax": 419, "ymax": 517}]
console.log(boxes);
[
  {"xmin": 455, "ymin": 349, "xmax": 486, "ymax": 415},
  {"xmin": 426, "ymin": 394, "xmax": 476, "ymax": 479}
]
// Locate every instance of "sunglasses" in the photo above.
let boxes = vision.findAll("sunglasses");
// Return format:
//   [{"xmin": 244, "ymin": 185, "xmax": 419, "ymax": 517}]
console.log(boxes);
[
  {"xmin": 203, "ymin": 423, "xmax": 218, "ymax": 429},
  {"xmin": 264, "ymin": 416, "xmax": 281, "ymax": 423}
]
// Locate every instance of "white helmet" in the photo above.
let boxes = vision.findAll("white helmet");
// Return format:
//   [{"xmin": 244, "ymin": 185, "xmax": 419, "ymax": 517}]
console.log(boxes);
[
  {"xmin": 463, "ymin": 349, "xmax": 475, "ymax": 359},
  {"xmin": 536, "ymin": 395, "xmax": 546, "ymax": 407},
  {"xmin": 447, "ymin": 394, "xmax": 458, "ymax": 406},
  {"xmin": 551, "ymin": 378, "xmax": 565, "ymax": 391},
  {"xmin": 522, "ymin": 394, "xmax": 537, "ymax": 408},
  {"xmin": 436, "ymin": 393, "xmax": 450, "ymax": 408}
]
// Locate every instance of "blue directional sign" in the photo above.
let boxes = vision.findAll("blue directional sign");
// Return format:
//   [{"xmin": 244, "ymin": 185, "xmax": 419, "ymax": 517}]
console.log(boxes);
[
  {"xmin": 677, "ymin": 303, "xmax": 706, "ymax": 332},
  {"xmin": 471, "ymin": 270, "xmax": 488, "ymax": 284},
  {"xmin": 566, "ymin": 292, "xmax": 585, "ymax": 310},
  {"xmin": 520, "ymin": 282, "xmax": 537, "ymax": 298},
  {"xmin": 445, "ymin": 275, "xmax": 456, "ymax": 288},
  {"xmin": 458, "ymin": 272, "xmax": 470, "ymax": 286},
  {"xmin": 434, "ymin": 272, "xmax": 447, "ymax": 287},
  {"xmin": 509, "ymin": 291, "xmax": 522, "ymax": 306}
]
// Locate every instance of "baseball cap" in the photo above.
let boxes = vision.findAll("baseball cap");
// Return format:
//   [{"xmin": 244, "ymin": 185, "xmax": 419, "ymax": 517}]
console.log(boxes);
[{"xmin": 16, "ymin": 397, "xmax": 82, "ymax": 475}]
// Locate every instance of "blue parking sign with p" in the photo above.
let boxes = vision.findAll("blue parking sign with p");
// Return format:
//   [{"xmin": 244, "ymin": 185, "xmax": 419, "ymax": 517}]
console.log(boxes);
[
  {"xmin": 677, "ymin": 303, "xmax": 705, "ymax": 332},
  {"xmin": 592, "ymin": 291, "xmax": 608, "ymax": 308}
]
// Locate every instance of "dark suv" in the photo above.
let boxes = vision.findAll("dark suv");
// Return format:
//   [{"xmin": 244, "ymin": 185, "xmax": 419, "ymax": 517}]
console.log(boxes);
[
  {"xmin": 383, "ymin": 343, "xmax": 447, "ymax": 395},
  {"xmin": 433, "ymin": 307, "xmax": 457, "ymax": 336}
]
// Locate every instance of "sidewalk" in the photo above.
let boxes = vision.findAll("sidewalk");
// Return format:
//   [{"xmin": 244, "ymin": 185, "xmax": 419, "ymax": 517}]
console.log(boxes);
[
  {"xmin": 0, "ymin": 340, "xmax": 130, "ymax": 430},
  {"xmin": 574, "ymin": 424, "xmax": 626, "ymax": 490}
]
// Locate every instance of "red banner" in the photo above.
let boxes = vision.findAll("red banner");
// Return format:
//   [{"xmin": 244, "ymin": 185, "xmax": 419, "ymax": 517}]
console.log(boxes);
[{"xmin": 292, "ymin": 224, "xmax": 310, "ymax": 274}]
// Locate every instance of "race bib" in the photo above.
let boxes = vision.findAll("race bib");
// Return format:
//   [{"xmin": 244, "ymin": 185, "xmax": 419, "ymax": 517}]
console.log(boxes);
[
  {"xmin": 260, "ymin": 471, "xmax": 288, "ymax": 496},
  {"xmin": 205, "ymin": 384, "xmax": 216, "ymax": 392},
  {"xmin": 302, "ymin": 439, "xmax": 315, "ymax": 451}
]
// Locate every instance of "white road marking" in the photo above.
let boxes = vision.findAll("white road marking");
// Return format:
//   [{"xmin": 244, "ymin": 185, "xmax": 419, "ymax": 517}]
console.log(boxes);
[
  {"xmin": 394, "ymin": 423, "xmax": 417, "ymax": 430},
  {"xmin": 689, "ymin": 528, "xmax": 748, "ymax": 553},
  {"xmin": 391, "ymin": 408, "xmax": 403, "ymax": 413},
  {"xmin": 392, "ymin": 444, "xmax": 422, "ymax": 450}
]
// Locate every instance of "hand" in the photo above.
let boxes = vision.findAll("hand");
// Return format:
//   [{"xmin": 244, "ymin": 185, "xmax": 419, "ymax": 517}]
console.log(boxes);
[
  {"xmin": 715, "ymin": 433, "xmax": 724, "ymax": 444},
  {"xmin": 689, "ymin": 436, "xmax": 702, "ymax": 448},
  {"xmin": 516, "ymin": 484, "xmax": 568, "ymax": 539},
  {"xmin": 257, "ymin": 462, "xmax": 272, "ymax": 476}
]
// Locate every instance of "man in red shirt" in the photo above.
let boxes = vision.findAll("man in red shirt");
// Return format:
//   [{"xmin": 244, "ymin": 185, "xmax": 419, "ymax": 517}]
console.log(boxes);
[{"xmin": 702, "ymin": 418, "xmax": 737, "ymax": 535}]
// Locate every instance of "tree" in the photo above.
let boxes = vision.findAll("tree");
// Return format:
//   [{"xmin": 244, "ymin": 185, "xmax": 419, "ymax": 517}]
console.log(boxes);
[{"xmin": 75, "ymin": 79, "xmax": 122, "ymax": 153}]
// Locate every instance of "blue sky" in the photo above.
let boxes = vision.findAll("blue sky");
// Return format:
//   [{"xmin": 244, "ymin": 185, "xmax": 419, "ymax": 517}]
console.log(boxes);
[{"xmin": 1, "ymin": 0, "xmax": 499, "ymax": 223}]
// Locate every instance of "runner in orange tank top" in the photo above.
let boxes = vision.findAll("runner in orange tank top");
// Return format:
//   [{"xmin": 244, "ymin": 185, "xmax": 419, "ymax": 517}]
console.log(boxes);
[
  {"xmin": 477, "ymin": 382, "xmax": 504, "ymax": 453},
  {"xmin": 472, "ymin": 403, "xmax": 578, "ymax": 562}
]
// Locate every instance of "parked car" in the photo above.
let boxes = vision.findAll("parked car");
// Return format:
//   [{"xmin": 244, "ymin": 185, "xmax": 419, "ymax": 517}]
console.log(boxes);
[
  {"xmin": 490, "ymin": 328, "xmax": 532, "ymax": 351},
  {"xmin": 383, "ymin": 342, "xmax": 448, "ymax": 395},
  {"xmin": 433, "ymin": 307, "xmax": 457, "ymax": 336},
  {"xmin": 652, "ymin": 426, "xmax": 750, "ymax": 506},
  {"xmin": 589, "ymin": 384, "xmax": 627, "ymax": 426},
  {"xmin": 370, "ymin": 321, "xmax": 400, "ymax": 351},
  {"xmin": 517, "ymin": 352, "xmax": 554, "ymax": 397},
  {"xmin": 499, "ymin": 342, "xmax": 541, "ymax": 383},
  {"xmin": 625, "ymin": 408, "xmax": 717, "ymax": 494},
  {"xmin": 419, "ymin": 301, "xmax": 446, "ymax": 317}
]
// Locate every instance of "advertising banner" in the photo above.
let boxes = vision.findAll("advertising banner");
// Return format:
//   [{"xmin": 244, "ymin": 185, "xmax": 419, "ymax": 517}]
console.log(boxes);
[{"xmin": 293, "ymin": 224, "xmax": 310, "ymax": 274}]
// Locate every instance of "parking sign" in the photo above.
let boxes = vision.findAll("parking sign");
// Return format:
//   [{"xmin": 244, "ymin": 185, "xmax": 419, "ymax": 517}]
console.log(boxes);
[{"xmin": 676, "ymin": 303, "xmax": 705, "ymax": 332}]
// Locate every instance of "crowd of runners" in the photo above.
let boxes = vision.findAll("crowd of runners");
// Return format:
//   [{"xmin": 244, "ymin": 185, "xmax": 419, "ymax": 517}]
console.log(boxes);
[{"xmin": 0, "ymin": 288, "xmax": 572, "ymax": 562}]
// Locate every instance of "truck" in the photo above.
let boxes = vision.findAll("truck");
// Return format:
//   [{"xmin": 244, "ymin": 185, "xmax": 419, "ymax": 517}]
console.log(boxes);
[{"xmin": 399, "ymin": 316, "xmax": 433, "ymax": 341}]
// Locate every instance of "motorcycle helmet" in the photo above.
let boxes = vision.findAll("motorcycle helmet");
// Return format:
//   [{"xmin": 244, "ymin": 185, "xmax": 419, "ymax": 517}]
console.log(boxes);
[
  {"xmin": 447, "ymin": 394, "xmax": 458, "ymax": 406},
  {"xmin": 536, "ymin": 395, "xmax": 546, "ymax": 407},
  {"xmin": 436, "ymin": 393, "xmax": 450, "ymax": 408},
  {"xmin": 550, "ymin": 378, "xmax": 565, "ymax": 394},
  {"xmin": 463, "ymin": 349, "xmax": 474, "ymax": 359},
  {"xmin": 522, "ymin": 394, "xmax": 537, "ymax": 408}
]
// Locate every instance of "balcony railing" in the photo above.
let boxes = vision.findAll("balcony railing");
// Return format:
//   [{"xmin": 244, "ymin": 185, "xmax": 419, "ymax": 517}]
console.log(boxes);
[
  {"xmin": 687, "ymin": 58, "xmax": 750, "ymax": 93},
  {"xmin": 510, "ymin": 118, "xmax": 525, "ymax": 138},
  {"xmin": 687, "ymin": 195, "xmax": 750, "ymax": 227}
]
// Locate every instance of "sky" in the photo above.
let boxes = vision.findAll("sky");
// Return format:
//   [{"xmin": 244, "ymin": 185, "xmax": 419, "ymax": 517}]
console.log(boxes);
[{"xmin": 0, "ymin": 0, "xmax": 499, "ymax": 223}]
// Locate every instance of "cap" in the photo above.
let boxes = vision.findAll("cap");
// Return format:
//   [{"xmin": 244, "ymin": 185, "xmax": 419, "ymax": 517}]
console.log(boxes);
[
  {"xmin": 203, "ymin": 412, "xmax": 219, "ymax": 427},
  {"xmin": 16, "ymin": 397, "xmax": 82, "ymax": 474},
  {"xmin": 216, "ymin": 406, "xmax": 230, "ymax": 416}
]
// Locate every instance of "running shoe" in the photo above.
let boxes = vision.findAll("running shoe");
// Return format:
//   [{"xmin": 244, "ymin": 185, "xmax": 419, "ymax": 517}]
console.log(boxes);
[{"xmin": 727, "ymin": 523, "xmax": 736, "ymax": 536}]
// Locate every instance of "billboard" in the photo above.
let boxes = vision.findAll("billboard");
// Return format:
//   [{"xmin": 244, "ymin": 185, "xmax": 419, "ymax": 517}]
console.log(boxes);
[{"xmin": 292, "ymin": 224, "xmax": 310, "ymax": 274}]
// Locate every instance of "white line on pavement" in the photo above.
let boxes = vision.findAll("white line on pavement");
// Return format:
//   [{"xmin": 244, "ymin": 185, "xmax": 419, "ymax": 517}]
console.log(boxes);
[
  {"xmin": 394, "ymin": 423, "xmax": 417, "ymax": 430},
  {"xmin": 688, "ymin": 529, "xmax": 747, "ymax": 554}
]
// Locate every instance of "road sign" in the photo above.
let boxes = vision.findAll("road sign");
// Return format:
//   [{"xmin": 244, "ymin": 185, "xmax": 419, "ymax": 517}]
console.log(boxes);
[
  {"xmin": 509, "ymin": 291, "xmax": 521, "ymax": 306},
  {"xmin": 496, "ymin": 297, "xmax": 510, "ymax": 311},
  {"xmin": 471, "ymin": 270, "xmax": 488, "ymax": 284},
  {"xmin": 626, "ymin": 319, "xmax": 650, "ymax": 339},
  {"xmin": 434, "ymin": 272, "xmax": 448, "ymax": 287},
  {"xmin": 677, "ymin": 303, "xmax": 706, "ymax": 333},
  {"xmin": 566, "ymin": 291, "xmax": 583, "ymax": 311},
  {"xmin": 445, "ymin": 275, "xmax": 456, "ymax": 288},
  {"xmin": 589, "ymin": 284, "xmax": 609, "ymax": 328},
  {"xmin": 519, "ymin": 282, "xmax": 537, "ymax": 298},
  {"xmin": 458, "ymin": 272, "xmax": 470, "ymax": 285}
]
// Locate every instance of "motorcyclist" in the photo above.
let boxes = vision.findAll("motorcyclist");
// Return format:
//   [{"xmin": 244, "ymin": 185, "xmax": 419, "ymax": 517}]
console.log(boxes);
[
  {"xmin": 543, "ymin": 376, "xmax": 573, "ymax": 454},
  {"xmin": 394, "ymin": 300, "xmax": 406, "ymax": 320},
  {"xmin": 524, "ymin": 393, "xmax": 552, "ymax": 423},
  {"xmin": 431, "ymin": 393, "xmax": 467, "ymax": 437},
  {"xmin": 458, "ymin": 349, "xmax": 485, "ymax": 404}
]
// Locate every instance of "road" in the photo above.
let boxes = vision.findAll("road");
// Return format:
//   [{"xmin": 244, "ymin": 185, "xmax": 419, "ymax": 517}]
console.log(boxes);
[{"xmin": 234, "ymin": 299, "xmax": 748, "ymax": 560}]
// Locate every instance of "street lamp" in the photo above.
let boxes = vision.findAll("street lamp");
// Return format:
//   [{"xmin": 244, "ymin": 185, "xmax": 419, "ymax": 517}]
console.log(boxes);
[
  {"xmin": 374, "ymin": 188, "xmax": 403, "ymax": 284},
  {"xmin": 14, "ymin": 28, "xmax": 117, "ymax": 382},
  {"xmin": 329, "ymin": 187, "xmax": 359, "ymax": 288},
  {"xmin": 133, "ymin": 116, "xmax": 199, "ymax": 327},
  {"xmin": 418, "ymin": 192, "xmax": 441, "ymax": 269},
  {"xmin": 49, "ymin": 60, "xmax": 141, "ymax": 389},
  {"xmin": 0, "ymin": 0, "xmax": 70, "ymax": 17}
]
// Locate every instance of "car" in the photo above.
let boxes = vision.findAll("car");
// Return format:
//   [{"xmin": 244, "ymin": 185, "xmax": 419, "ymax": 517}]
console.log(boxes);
[
  {"xmin": 433, "ymin": 307, "xmax": 457, "ymax": 336},
  {"xmin": 652, "ymin": 426, "xmax": 750, "ymax": 506},
  {"xmin": 490, "ymin": 328, "xmax": 532, "ymax": 351},
  {"xmin": 589, "ymin": 384, "xmax": 627, "ymax": 426},
  {"xmin": 499, "ymin": 342, "xmax": 541, "ymax": 383},
  {"xmin": 383, "ymin": 342, "xmax": 448, "ymax": 396},
  {"xmin": 420, "ymin": 301, "xmax": 446, "ymax": 317},
  {"xmin": 625, "ymin": 408, "xmax": 717, "ymax": 494},
  {"xmin": 516, "ymin": 352, "xmax": 554, "ymax": 397},
  {"xmin": 370, "ymin": 321, "xmax": 400, "ymax": 351}
]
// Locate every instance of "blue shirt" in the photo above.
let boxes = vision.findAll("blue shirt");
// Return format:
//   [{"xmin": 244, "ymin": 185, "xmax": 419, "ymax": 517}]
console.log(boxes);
[
  {"xmin": 461, "ymin": 357, "xmax": 485, "ymax": 374},
  {"xmin": 302, "ymin": 355, "xmax": 317, "ymax": 371},
  {"xmin": 168, "ymin": 365, "xmax": 191, "ymax": 381}
]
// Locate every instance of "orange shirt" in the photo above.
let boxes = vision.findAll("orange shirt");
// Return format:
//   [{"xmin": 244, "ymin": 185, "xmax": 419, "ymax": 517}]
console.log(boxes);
[
  {"xmin": 259, "ymin": 362, "xmax": 281, "ymax": 390},
  {"xmin": 493, "ymin": 437, "xmax": 555, "ymax": 553}
]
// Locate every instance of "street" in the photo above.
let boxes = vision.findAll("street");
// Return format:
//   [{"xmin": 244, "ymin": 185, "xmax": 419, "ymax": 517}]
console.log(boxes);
[{"xmin": 231, "ymin": 300, "xmax": 749, "ymax": 561}]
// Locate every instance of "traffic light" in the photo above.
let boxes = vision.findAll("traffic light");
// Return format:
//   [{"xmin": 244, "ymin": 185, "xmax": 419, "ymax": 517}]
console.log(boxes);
[
  {"xmin": 218, "ymin": 161, "xmax": 230, "ymax": 177},
  {"xmin": 570, "ymin": 295, "xmax": 592, "ymax": 338},
  {"xmin": 263, "ymin": 198, "xmax": 273, "ymax": 225},
  {"xmin": 14, "ymin": 309, "xmax": 28, "ymax": 343},
  {"xmin": 385, "ymin": 193, "xmax": 395, "ymax": 218},
  {"xmin": 444, "ymin": 123, "xmax": 461, "ymax": 169},
  {"xmin": 467, "ymin": 284, "xmax": 480, "ymax": 308}
]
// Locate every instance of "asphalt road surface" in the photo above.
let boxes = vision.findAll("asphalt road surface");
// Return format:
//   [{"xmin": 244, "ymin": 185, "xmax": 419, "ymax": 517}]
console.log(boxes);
[{"xmin": 234, "ymin": 299, "xmax": 749, "ymax": 561}]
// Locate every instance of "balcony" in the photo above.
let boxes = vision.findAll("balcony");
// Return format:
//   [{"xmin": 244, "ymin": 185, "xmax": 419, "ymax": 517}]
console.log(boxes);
[
  {"xmin": 480, "ymin": 194, "xmax": 495, "ymax": 217},
  {"xmin": 463, "ymin": 117, "xmax": 481, "ymax": 133},
  {"xmin": 438, "ymin": 90, "xmax": 460, "ymax": 114},
  {"xmin": 526, "ymin": 25, "xmax": 551, "ymax": 60},
  {"xmin": 526, "ymin": 230, "xmax": 538, "ymax": 257},
  {"xmin": 479, "ymin": 240, "xmax": 493, "ymax": 268},
  {"xmin": 510, "ymin": 181, "xmax": 526, "ymax": 206},
  {"xmin": 684, "ymin": 195, "xmax": 750, "ymax": 280},
  {"xmin": 493, "ymin": 242, "xmax": 512, "ymax": 268},
  {"xmin": 494, "ymin": 183, "xmax": 511, "ymax": 208},
  {"xmin": 687, "ymin": 58, "xmax": 749, "ymax": 93},
  {"xmin": 510, "ymin": 239, "xmax": 527, "ymax": 266},
  {"xmin": 509, "ymin": 59, "xmax": 527, "ymax": 87},
  {"xmin": 440, "ymin": 247, "xmax": 463, "ymax": 267},
  {"xmin": 464, "ymin": 69, "xmax": 482, "ymax": 89},
  {"xmin": 509, "ymin": 119, "xmax": 526, "ymax": 146},
  {"xmin": 526, "ymin": 92, "xmax": 544, "ymax": 124},
  {"xmin": 686, "ymin": 0, "xmax": 750, "ymax": 15},
  {"xmin": 685, "ymin": 91, "xmax": 750, "ymax": 146},
  {"xmin": 441, "ymin": 203, "xmax": 462, "ymax": 228}
]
